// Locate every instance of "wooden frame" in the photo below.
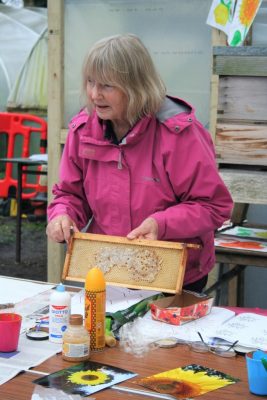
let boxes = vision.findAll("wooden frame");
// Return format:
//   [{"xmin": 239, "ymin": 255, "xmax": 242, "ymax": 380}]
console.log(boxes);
[
  {"xmin": 62, "ymin": 233, "xmax": 200, "ymax": 294},
  {"xmin": 47, "ymin": 0, "xmax": 65, "ymax": 282}
]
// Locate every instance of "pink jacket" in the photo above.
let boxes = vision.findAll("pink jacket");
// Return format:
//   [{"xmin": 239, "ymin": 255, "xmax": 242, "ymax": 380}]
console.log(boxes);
[{"xmin": 48, "ymin": 96, "xmax": 233, "ymax": 285}]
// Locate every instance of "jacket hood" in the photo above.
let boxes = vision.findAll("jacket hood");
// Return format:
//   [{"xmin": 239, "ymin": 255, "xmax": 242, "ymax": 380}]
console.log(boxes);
[{"xmin": 69, "ymin": 95, "xmax": 196, "ymax": 140}]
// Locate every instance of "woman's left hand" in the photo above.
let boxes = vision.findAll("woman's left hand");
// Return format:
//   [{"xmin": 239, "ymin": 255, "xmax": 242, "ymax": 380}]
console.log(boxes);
[{"xmin": 127, "ymin": 217, "xmax": 158, "ymax": 240}]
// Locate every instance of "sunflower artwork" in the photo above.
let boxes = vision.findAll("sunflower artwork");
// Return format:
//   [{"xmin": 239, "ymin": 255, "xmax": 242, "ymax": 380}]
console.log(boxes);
[
  {"xmin": 206, "ymin": 0, "xmax": 262, "ymax": 46},
  {"xmin": 136, "ymin": 364, "xmax": 240, "ymax": 399},
  {"xmin": 33, "ymin": 361, "xmax": 137, "ymax": 396}
]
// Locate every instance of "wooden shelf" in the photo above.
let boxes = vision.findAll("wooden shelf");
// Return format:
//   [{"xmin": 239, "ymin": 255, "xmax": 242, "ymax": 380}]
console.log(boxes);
[{"xmin": 213, "ymin": 46, "xmax": 267, "ymax": 76}]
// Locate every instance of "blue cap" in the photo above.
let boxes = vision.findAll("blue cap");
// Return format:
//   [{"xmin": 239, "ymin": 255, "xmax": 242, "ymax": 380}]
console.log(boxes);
[{"xmin": 56, "ymin": 283, "xmax": 65, "ymax": 292}]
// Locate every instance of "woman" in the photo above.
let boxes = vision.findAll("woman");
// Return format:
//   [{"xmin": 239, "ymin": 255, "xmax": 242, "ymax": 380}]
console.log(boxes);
[{"xmin": 46, "ymin": 34, "xmax": 233, "ymax": 292}]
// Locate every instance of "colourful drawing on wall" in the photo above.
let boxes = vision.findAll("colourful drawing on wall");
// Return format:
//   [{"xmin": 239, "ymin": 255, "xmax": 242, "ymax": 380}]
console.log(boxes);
[
  {"xmin": 136, "ymin": 364, "xmax": 239, "ymax": 399},
  {"xmin": 207, "ymin": 0, "xmax": 236, "ymax": 34},
  {"xmin": 207, "ymin": 0, "xmax": 262, "ymax": 46},
  {"xmin": 33, "ymin": 361, "xmax": 137, "ymax": 396}
]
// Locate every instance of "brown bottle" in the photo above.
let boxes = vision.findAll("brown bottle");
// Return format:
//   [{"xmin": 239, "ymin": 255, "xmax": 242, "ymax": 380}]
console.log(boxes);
[{"xmin": 62, "ymin": 314, "xmax": 90, "ymax": 362}]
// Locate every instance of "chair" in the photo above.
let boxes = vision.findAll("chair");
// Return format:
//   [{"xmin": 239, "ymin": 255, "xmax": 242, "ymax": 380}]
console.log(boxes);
[{"xmin": 0, "ymin": 112, "xmax": 47, "ymax": 200}]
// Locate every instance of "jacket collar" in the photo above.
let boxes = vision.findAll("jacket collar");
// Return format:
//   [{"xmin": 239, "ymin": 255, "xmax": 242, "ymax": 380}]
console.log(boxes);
[
  {"xmin": 80, "ymin": 111, "xmax": 153, "ymax": 146},
  {"xmin": 73, "ymin": 95, "xmax": 196, "ymax": 147}
]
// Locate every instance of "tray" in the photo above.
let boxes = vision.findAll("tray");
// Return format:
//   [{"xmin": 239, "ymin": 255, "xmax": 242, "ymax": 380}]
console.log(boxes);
[{"xmin": 62, "ymin": 232, "xmax": 200, "ymax": 294}]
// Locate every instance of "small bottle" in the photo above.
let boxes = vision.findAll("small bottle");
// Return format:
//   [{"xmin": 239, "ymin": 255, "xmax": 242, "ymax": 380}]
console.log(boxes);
[
  {"xmin": 62, "ymin": 314, "xmax": 90, "ymax": 362},
  {"xmin": 49, "ymin": 283, "xmax": 71, "ymax": 343},
  {"xmin": 85, "ymin": 267, "xmax": 106, "ymax": 351}
]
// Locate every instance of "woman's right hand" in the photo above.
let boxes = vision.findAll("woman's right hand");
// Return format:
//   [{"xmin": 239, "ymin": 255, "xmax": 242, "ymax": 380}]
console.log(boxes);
[{"xmin": 46, "ymin": 215, "xmax": 79, "ymax": 244}]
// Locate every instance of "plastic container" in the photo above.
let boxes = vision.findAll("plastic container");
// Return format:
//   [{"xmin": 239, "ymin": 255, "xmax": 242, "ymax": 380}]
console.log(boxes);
[
  {"xmin": 85, "ymin": 267, "xmax": 106, "ymax": 351},
  {"xmin": 62, "ymin": 314, "xmax": 90, "ymax": 362},
  {"xmin": 0, "ymin": 313, "xmax": 22, "ymax": 352},
  {"xmin": 246, "ymin": 350, "xmax": 267, "ymax": 395},
  {"xmin": 49, "ymin": 283, "xmax": 71, "ymax": 343}
]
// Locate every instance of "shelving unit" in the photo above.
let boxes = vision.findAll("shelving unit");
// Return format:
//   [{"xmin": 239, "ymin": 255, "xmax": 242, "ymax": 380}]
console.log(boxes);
[
  {"xmin": 210, "ymin": 45, "xmax": 267, "ymax": 204},
  {"xmin": 208, "ymin": 41, "xmax": 267, "ymax": 305}
]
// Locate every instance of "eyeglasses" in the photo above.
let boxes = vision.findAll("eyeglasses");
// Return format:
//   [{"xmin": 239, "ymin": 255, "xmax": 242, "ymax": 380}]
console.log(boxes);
[
  {"xmin": 189, "ymin": 340, "xmax": 238, "ymax": 358},
  {"xmin": 154, "ymin": 333, "xmax": 238, "ymax": 358},
  {"xmin": 188, "ymin": 332, "xmax": 238, "ymax": 358}
]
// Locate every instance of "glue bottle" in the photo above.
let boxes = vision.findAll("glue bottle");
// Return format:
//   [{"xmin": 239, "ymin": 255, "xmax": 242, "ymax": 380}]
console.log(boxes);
[
  {"xmin": 49, "ymin": 283, "xmax": 71, "ymax": 343},
  {"xmin": 62, "ymin": 314, "xmax": 90, "ymax": 362},
  {"xmin": 85, "ymin": 267, "xmax": 106, "ymax": 351}
]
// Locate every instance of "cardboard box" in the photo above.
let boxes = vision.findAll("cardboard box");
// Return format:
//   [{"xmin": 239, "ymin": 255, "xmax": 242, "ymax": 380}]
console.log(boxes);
[{"xmin": 150, "ymin": 290, "xmax": 214, "ymax": 326}]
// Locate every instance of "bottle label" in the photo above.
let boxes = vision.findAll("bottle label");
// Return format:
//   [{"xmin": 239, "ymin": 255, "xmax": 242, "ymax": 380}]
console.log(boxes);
[
  {"xmin": 85, "ymin": 290, "xmax": 105, "ymax": 351},
  {"xmin": 63, "ymin": 343, "xmax": 90, "ymax": 358},
  {"xmin": 49, "ymin": 304, "xmax": 69, "ymax": 342}
]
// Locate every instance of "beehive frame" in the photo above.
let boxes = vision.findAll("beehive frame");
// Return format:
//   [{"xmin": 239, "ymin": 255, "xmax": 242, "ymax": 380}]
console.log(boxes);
[{"xmin": 62, "ymin": 232, "xmax": 200, "ymax": 294}]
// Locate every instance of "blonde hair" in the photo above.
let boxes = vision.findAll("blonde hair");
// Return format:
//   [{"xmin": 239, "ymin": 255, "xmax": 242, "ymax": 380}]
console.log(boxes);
[{"xmin": 82, "ymin": 34, "xmax": 166, "ymax": 126}]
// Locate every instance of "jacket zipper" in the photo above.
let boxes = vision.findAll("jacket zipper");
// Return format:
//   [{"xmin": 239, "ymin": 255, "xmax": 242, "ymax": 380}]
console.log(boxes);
[{"xmin": 118, "ymin": 149, "xmax": 123, "ymax": 170}]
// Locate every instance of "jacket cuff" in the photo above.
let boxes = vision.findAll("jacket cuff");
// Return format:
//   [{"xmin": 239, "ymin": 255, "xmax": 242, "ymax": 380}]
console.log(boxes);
[
  {"xmin": 47, "ymin": 207, "xmax": 80, "ymax": 229},
  {"xmin": 151, "ymin": 212, "xmax": 166, "ymax": 240}
]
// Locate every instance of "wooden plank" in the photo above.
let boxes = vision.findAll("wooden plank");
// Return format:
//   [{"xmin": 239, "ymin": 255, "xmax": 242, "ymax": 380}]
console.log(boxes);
[
  {"xmin": 69, "ymin": 232, "xmax": 199, "ymax": 250},
  {"xmin": 216, "ymin": 122, "xmax": 267, "ymax": 166},
  {"xmin": 231, "ymin": 203, "xmax": 249, "ymax": 225},
  {"xmin": 209, "ymin": 74, "xmax": 219, "ymax": 141},
  {"xmin": 214, "ymin": 55, "xmax": 267, "ymax": 76},
  {"xmin": 47, "ymin": 0, "xmax": 65, "ymax": 283},
  {"xmin": 60, "ymin": 128, "xmax": 68, "ymax": 144},
  {"xmin": 213, "ymin": 46, "xmax": 267, "ymax": 57},
  {"xmin": 213, "ymin": 46, "xmax": 267, "ymax": 76},
  {"xmin": 62, "ymin": 233, "xmax": 199, "ymax": 293},
  {"xmin": 218, "ymin": 76, "xmax": 267, "ymax": 122},
  {"xmin": 219, "ymin": 169, "xmax": 267, "ymax": 204},
  {"xmin": 211, "ymin": 28, "xmax": 227, "ymax": 46},
  {"xmin": 216, "ymin": 250, "xmax": 267, "ymax": 266}
]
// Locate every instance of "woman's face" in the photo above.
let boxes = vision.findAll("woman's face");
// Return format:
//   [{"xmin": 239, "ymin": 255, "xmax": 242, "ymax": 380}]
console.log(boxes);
[{"xmin": 87, "ymin": 79, "xmax": 128, "ymax": 123}]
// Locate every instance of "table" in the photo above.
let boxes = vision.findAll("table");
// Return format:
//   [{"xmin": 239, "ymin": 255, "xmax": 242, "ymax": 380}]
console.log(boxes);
[
  {"xmin": 206, "ymin": 234, "xmax": 267, "ymax": 306},
  {"xmin": 0, "ymin": 277, "xmax": 256, "ymax": 399},
  {"xmin": 0, "ymin": 157, "xmax": 47, "ymax": 263},
  {"xmin": 0, "ymin": 340, "xmax": 254, "ymax": 399}
]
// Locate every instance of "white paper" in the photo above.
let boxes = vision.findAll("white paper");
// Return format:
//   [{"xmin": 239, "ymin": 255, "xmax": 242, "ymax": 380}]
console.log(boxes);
[
  {"xmin": 215, "ymin": 236, "xmax": 267, "ymax": 252},
  {"xmin": 126, "ymin": 307, "xmax": 235, "ymax": 344},
  {"xmin": 0, "ymin": 334, "xmax": 61, "ymax": 385},
  {"xmin": 210, "ymin": 312, "xmax": 267, "ymax": 350},
  {"xmin": 220, "ymin": 226, "xmax": 267, "ymax": 240},
  {"xmin": 71, "ymin": 286, "xmax": 161, "ymax": 316},
  {"xmin": 141, "ymin": 308, "xmax": 267, "ymax": 351},
  {"xmin": 0, "ymin": 277, "xmax": 54, "ymax": 305},
  {"xmin": 0, "ymin": 366, "xmax": 21, "ymax": 385}
]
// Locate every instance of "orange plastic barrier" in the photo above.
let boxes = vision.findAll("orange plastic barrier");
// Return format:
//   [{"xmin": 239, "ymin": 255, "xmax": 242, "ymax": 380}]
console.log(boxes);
[{"xmin": 0, "ymin": 112, "xmax": 47, "ymax": 199}]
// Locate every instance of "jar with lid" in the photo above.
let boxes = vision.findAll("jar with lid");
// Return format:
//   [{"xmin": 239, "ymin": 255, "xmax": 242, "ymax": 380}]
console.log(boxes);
[{"xmin": 62, "ymin": 314, "xmax": 90, "ymax": 362}]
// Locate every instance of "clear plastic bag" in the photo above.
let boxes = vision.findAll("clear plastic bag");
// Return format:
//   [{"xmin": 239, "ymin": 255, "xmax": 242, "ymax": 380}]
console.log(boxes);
[{"xmin": 32, "ymin": 385, "xmax": 95, "ymax": 400}]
